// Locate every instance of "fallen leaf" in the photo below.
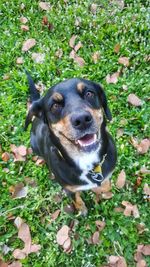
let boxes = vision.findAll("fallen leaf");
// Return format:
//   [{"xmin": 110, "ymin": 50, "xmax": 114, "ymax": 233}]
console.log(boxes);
[
  {"xmin": 122, "ymin": 201, "xmax": 140, "ymax": 218},
  {"xmin": 127, "ymin": 94, "xmax": 142, "ymax": 107},
  {"xmin": 131, "ymin": 137, "xmax": 150, "ymax": 154},
  {"xmin": 74, "ymin": 41, "xmax": 83, "ymax": 52},
  {"xmin": 92, "ymin": 231, "xmax": 99, "ymax": 244},
  {"xmin": 42, "ymin": 16, "xmax": 48, "ymax": 25},
  {"xmin": 116, "ymin": 170, "xmax": 126, "ymax": 189},
  {"xmin": 136, "ymin": 259, "xmax": 147, "ymax": 267},
  {"xmin": 3, "ymin": 74, "xmax": 10, "ymax": 80},
  {"xmin": 63, "ymin": 237, "xmax": 72, "ymax": 253},
  {"xmin": 31, "ymin": 53, "xmax": 45, "ymax": 63},
  {"xmin": 63, "ymin": 204, "xmax": 75, "ymax": 214},
  {"xmin": 17, "ymin": 145, "xmax": 27, "ymax": 156},
  {"xmin": 114, "ymin": 43, "xmax": 121, "ymax": 54},
  {"xmin": 22, "ymin": 39, "xmax": 36, "ymax": 52},
  {"xmin": 118, "ymin": 56, "xmax": 129, "ymax": 67},
  {"xmin": 102, "ymin": 192, "xmax": 113, "ymax": 199},
  {"xmin": 0, "ymin": 259, "xmax": 8, "ymax": 267},
  {"xmin": 55, "ymin": 48, "xmax": 63, "ymax": 58},
  {"xmin": 56, "ymin": 225, "xmax": 70, "ymax": 246},
  {"xmin": 69, "ymin": 35, "xmax": 77, "ymax": 48},
  {"xmin": 143, "ymin": 183, "xmax": 150, "ymax": 196},
  {"xmin": 106, "ymin": 72, "xmax": 120, "ymax": 84},
  {"xmin": 140, "ymin": 167, "xmax": 150, "ymax": 174},
  {"xmin": 51, "ymin": 209, "xmax": 61, "ymax": 221},
  {"xmin": 95, "ymin": 221, "xmax": 106, "ymax": 232},
  {"xmin": 21, "ymin": 25, "xmax": 29, "ymax": 31},
  {"xmin": 2, "ymin": 152, "xmax": 10, "ymax": 162},
  {"xmin": 13, "ymin": 221, "xmax": 41, "ymax": 259},
  {"xmin": 75, "ymin": 17, "xmax": 81, "ymax": 27},
  {"xmin": 116, "ymin": 128, "xmax": 124, "ymax": 138},
  {"xmin": 16, "ymin": 57, "xmax": 24, "ymax": 64},
  {"xmin": 10, "ymin": 182, "xmax": 28, "ymax": 199},
  {"xmin": 92, "ymin": 51, "xmax": 100, "ymax": 63},
  {"xmin": 142, "ymin": 245, "xmax": 150, "ymax": 256},
  {"xmin": 137, "ymin": 223, "xmax": 147, "ymax": 234},
  {"xmin": 39, "ymin": 2, "xmax": 51, "ymax": 11},
  {"xmin": 8, "ymin": 261, "xmax": 22, "ymax": 267},
  {"xmin": 90, "ymin": 3, "xmax": 97, "ymax": 14},
  {"xmin": 14, "ymin": 217, "xmax": 24, "ymax": 229},
  {"xmin": 35, "ymin": 158, "xmax": 45, "ymax": 165},
  {"xmin": 109, "ymin": 255, "xmax": 127, "ymax": 267},
  {"xmin": 19, "ymin": 17, "xmax": 28, "ymax": 24},
  {"xmin": 74, "ymin": 55, "xmax": 85, "ymax": 67}
]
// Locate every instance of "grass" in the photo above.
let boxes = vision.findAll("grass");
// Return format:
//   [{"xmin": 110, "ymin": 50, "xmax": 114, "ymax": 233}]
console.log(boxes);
[{"xmin": 0, "ymin": 0, "xmax": 150, "ymax": 266}]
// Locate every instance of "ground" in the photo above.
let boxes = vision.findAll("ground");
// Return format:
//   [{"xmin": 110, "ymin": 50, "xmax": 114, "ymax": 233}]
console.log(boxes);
[{"xmin": 0, "ymin": 0, "xmax": 150, "ymax": 266}]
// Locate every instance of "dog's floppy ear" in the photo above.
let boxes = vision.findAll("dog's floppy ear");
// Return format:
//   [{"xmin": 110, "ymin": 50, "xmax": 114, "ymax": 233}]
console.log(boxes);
[
  {"xmin": 97, "ymin": 84, "xmax": 112, "ymax": 121},
  {"xmin": 25, "ymin": 99, "xmax": 44, "ymax": 130}
]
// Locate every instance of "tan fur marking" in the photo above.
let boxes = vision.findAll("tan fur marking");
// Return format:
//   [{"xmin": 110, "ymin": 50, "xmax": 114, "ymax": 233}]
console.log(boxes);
[
  {"xmin": 73, "ymin": 192, "xmax": 87, "ymax": 214},
  {"xmin": 77, "ymin": 82, "xmax": 85, "ymax": 93},
  {"xmin": 65, "ymin": 185, "xmax": 79, "ymax": 192},
  {"xmin": 52, "ymin": 92, "xmax": 63, "ymax": 102}
]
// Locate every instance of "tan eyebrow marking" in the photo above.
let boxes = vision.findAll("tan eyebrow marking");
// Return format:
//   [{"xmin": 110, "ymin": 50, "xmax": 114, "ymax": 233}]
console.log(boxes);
[
  {"xmin": 52, "ymin": 92, "xmax": 63, "ymax": 102},
  {"xmin": 77, "ymin": 82, "xmax": 85, "ymax": 93}
]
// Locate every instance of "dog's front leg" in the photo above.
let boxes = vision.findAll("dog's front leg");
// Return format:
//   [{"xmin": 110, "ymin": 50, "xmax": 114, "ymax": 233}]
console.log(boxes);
[{"xmin": 50, "ymin": 147, "xmax": 87, "ymax": 215}]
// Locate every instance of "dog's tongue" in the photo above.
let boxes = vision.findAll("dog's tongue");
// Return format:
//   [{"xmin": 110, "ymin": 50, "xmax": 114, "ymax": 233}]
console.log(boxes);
[{"xmin": 77, "ymin": 134, "xmax": 96, "ymax": 147}]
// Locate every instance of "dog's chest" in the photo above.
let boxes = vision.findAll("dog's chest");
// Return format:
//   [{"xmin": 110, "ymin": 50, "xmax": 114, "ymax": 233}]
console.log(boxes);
[{"xmin": 74, "ymin": 152, "xmax": 100, "ymax": 191}]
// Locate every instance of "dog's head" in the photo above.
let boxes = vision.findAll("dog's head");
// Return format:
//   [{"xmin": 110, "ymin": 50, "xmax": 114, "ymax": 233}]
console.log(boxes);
[{"xmin": 25, "ymin": 78, "xmax": 112, "ymax": 155}]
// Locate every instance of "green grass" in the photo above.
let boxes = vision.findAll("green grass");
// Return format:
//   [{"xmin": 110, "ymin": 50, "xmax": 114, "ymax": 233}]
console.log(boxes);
[{"xmin": 0, "ymin": 0, "xmax": 150, "ymax": 266}]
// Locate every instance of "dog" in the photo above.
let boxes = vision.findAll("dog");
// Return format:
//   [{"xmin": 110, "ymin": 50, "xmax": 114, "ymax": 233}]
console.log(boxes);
[{"xmin": 25, "ymin": 72, "xmax": 117, "ymax": 215}]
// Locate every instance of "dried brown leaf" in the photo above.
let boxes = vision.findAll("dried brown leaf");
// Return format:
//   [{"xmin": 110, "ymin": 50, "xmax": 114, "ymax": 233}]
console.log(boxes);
[
  {"xmin": 142, "ymin": 245, "xmax": 150, "ymax": 256},
  {"xmin": 92, "ymin": 231, "xmax": 99, "ymax": 244},
  {"xmin": 74, "ymin": 41, "xmax": 82, "ymax": 52},
  {"xmin": 114, "ymin": 43, "xmax": 121, "ymax": 54},
  {"xmin": 8, "ymin": 261, "xmax": 22, "ymax": 267},
  {"xmin": 39, "ymin": 2, "xmax": 51, "ymax": 11},
  {"xmin": 10, "ymin": 183, "xmax": 28, "ymax": 199},
  {"xmin": 17, "ymin": 146, "xmax": 27, "ymax": 156},
  {"xmin": 136, "ymin": 259, "xmax": 147, "ymax": 267},
  {"xmin": 14, "ymin": 217, "xmax": 24, "ymax": 229},
  {"xmin": 21, "ymin": 25, "xmax": 29, "ymax": 31},
  {"xmin": 16, "ymin": 57, "xmax": 24, "ymax": 64},
  {"xmin": 116, "ymin": 170, "xmax": 126, "ymax": 189},
  {"xmin": 106, "ymin": 72, "xmax": 120, "ymax": 84},
  {"xmin": 92, "ymin": 51, "xmax": 100, "ymax": 63},
  {"xmin": 51, "ymin": 209, "xmax": 61, "ymax": 221},
  {"xmin": 74, "ymin": 56, "xmax": 85, "ymax": 67},
  {"xmin": 0, "ymin": 259, "xmax": 8, "ymax": 267},
  {"xmin": 95, "ymin": 221, "xmax": 106, "ymax": 232},
  {"xmin": 131, "ymin": 138, "xmax": 150, "ymax": 154},
  {"xmin": 118, "ymin": 56, "xmax": 129, "ymax": 67},
  {"xmin": 69, "ymin": 35, "xmax": 77, "ymax": 48},
  {"xmin": 102, "ymin": 192, "xmax": 113, "ymax": 199},
  {"xmin": 116, "ymin": 128, "xmax": 124, "ymax": 138},
  {"xmin": 127, "ymin": 94, "xmax": 142, "ymax": 107},
  {"xmin": 56, "ymin": 225, "xmax": 70, "ymax": 246},
  {"xmin": 22, "ymin": 39, "xmax": 36, "ymax": 52},
  {"xmin": 13, "ymin": 222, "xmax": 41, "ymax": 259},
  {"xmin": 31, "ymin": 53, "xmax": 45, "ymax": 63},
  {"xmin": 63, "ymin": 237, "xmax": 72, "ymax": 252},
  {"xmin": 143, "ymin": 183, "xmax": 150, "ymax": 196},
  {"xmin": 55, "ymin": 48, "xmax": 63, "ymax": 58},
  {"xmin": 122, "ymin": 201, "xmax": 140, "ymax": 218},
  {"xmin": 2, "ymin": 152, "xmax": 10, "ymax": 162},
  {"xmin": 19, "ymin": 17, "xmax": 28, "ymax": 24}
]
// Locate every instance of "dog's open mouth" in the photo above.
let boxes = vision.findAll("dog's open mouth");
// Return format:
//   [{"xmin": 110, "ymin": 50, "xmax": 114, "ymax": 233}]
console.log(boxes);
[{"xmin": 75, "ymin": 134, "xmax": 97, "ymax": 147}]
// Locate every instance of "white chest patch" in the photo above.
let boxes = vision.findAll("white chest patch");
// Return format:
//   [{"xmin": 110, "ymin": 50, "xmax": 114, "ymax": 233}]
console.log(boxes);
[{"xmin": 73, "ymin": 150, "xmax": 100, "ymax": 191}]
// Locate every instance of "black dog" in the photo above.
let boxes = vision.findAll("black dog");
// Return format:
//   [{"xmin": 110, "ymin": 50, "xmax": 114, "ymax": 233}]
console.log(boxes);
[{"xmin": 25, "ymin": 73, "xmax": 117, "ymax": 215}]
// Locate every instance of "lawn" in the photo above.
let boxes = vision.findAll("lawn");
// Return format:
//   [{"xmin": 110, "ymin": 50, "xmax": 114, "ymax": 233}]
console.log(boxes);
[{"xmin": 0, "ymin": 0, "xmax": 150, "ymax": 266}]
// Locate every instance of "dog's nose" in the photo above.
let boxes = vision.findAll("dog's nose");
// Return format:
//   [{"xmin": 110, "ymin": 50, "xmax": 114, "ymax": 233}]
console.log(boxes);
[{"xmin": 71, "ymin": 111, "xmax": 93, "ymax": 130}]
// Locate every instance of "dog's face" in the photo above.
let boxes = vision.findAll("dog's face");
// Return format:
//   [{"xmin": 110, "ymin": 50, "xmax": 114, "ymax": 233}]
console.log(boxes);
[{"xmin": 26, "ymin": 78, "xmax": 112, "ymax": 156}]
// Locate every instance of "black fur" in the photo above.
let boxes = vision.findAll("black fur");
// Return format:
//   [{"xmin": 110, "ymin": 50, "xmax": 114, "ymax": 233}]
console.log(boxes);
[{"xmin": 25, "ymin": 73, "xmax": 117, "ymax": 198}]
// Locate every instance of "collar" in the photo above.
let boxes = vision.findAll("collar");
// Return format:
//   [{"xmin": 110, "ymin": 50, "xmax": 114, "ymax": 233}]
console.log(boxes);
[{"xmin": 87, "ymin": 154, "xmax": 107, "ymax": 185}]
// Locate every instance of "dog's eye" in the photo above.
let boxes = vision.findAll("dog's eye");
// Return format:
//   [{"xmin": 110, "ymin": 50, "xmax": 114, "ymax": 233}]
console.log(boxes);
[
  {"xmin": 85, "ymin": 91, "xmax": 95, "ymax": 99},
  {"xmin": 51, "ymin": 103, "xmax": 62, "ymax": 113}
]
